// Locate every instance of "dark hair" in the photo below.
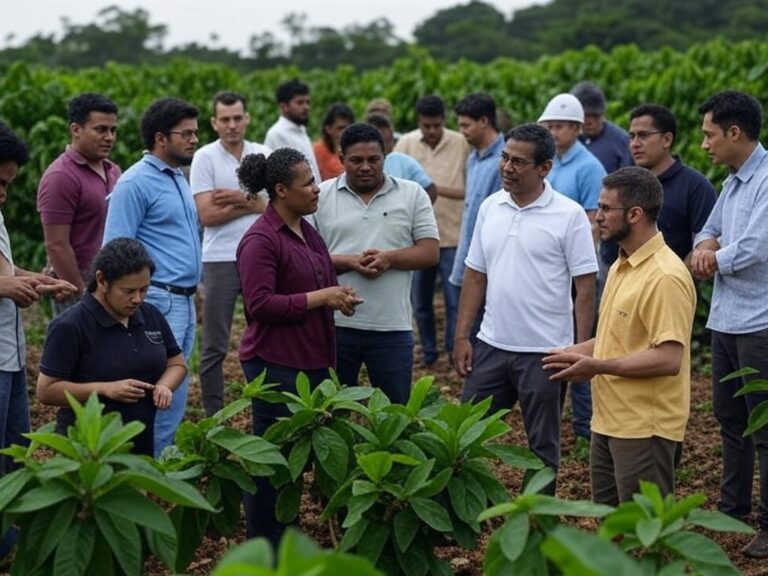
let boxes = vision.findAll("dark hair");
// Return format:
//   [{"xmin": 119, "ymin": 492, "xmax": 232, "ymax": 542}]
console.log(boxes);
[
  {"xmin": 570, "ymin": 82, "xmax": 606, "ymax": 116},
  {"xmin": 0, "ymin": 122, "xmax": 29, "ymax": 166},
  {"xmin": 140, "ymin": 98, "xmax": 199, "ymax": 150},
  {"xmin": 213, "ymin": 91, "xmax": 247, "ymax": 114},
  {"xmin": 339, "ymin": 123, "xmax": 385, "ymax": 155},
  {"xmin": 276, "ymin": 79, "xmax": 310, "ymax": 104},
  {"xmin": 505, "ymin": 123, "xmax": 556, "ymax": 165},
  {"xmin": 415, "ymin": 95, "xmax": 445, "ymax": 118},
  {"xmin": 630, "ymin": 104, "xmax": 677, "ymax": 141},
  {"xmin": 67, "ymin": 92, "xmax": 118, "ymax": 125},
  {"xmin": 365, "ymin": 113, "xmax": 392, "ymax": 131},
  {"xmin": 603, "ymin": 166, "xmax": 663, "ymax": 223},
  {"xmin": 86, "ymin": 238, "xmax": 156, "ymax": 293},
  {"xmin": 698, "ymin": 90, "xmax": 763, "ymax": 141},
  {"xmin": 237, "ymin": 148, "xmax": 307, "ymax": 201},
  {"xmin": 321, "ymin": 103, "xmax": 355, "ymax": 150},
  {"xmin": 454, "ymin": 92, "xmax": 498, "ymax": 129}
]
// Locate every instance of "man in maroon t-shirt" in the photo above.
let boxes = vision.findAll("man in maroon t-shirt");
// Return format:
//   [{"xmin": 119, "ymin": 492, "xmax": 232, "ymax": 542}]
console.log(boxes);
[{"xmin": 37, "ymin": 92, "xmax": 121, "ymax": 313}]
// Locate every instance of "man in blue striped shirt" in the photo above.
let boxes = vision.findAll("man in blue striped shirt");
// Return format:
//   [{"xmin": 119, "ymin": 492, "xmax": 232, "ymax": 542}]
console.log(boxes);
[{"xmin": 692, "ymin": 90, "xmax": 768, "ymax": 558}]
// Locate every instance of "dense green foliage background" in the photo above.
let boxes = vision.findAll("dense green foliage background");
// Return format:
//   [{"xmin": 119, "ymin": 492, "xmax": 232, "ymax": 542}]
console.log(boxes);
[{"xmin": 2, "ymin": 39, "xmax": 767, "ymax": 269}]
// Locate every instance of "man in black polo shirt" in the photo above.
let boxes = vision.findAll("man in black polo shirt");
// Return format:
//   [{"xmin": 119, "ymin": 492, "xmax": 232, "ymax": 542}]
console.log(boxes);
[{"xmin": 600, "ymin": 104, "xmax": 716, "ymax": 269}]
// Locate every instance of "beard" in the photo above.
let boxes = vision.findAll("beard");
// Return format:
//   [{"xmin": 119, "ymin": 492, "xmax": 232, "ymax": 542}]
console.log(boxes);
[{"xmin": 603, "ymin": 220, "xmax": 631, "ymax": 244}]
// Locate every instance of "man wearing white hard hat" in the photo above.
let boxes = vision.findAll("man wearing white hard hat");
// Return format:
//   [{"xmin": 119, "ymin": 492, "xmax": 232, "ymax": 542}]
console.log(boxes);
[{"xmin": 539, "ymin": 93, "xmax": 605, "ymax": 448}]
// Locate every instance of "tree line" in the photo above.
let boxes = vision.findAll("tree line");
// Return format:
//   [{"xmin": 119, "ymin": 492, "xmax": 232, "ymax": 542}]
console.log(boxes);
[{"xmin": 2, "ymin": 0, "xmax": 767, "ymax": 71}]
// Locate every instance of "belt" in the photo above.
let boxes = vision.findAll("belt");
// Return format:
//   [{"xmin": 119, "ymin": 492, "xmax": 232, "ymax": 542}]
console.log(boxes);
[{"xmin": 150, "ymin": 281, "xmax": 197, "ymax": 296}]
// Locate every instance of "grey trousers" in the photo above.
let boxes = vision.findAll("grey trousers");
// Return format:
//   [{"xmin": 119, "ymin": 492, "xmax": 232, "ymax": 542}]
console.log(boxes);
[
  {"xmin": 199, "ymin": 261, "xmax": 242, "ymax": 416},
  {"xmin": 590, "ymin": 432, "xmax": 678, "ymax": 506},
  {"xmin": 461, "ymin": 340, "xmax": 562, "ymax": 486}
]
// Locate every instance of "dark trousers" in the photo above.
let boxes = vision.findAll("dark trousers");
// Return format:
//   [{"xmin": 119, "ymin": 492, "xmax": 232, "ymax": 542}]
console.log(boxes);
[
  {"xmin": 590, "ymin": 432, "xmax": 678, "ymax": 506},
  {"xmin": 712, "ymin": 328, "xmax": 768, "ymax": 530},
  {"xmin": 199, "ymin": 262, "xmax": 242, "ymax": 416},
  {"xmin": 241, "ymin": 357, "xmax": 330, "ymax": 548},
  {"xmin": 335, "ymin": 327, "xmax": 414, "ymax": 404},
  {"xmin": 411, "ymin": 247, "xmax": 460, "ymax": 364},
  {"xmin": 460, "ymin": 340, "xmax": 561, "ymax": 492}
]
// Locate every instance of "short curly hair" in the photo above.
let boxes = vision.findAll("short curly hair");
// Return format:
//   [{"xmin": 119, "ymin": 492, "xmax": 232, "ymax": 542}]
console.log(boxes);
[{"xmin": 0, "ymin": 122, "xmax": 29, "ymax": 166}]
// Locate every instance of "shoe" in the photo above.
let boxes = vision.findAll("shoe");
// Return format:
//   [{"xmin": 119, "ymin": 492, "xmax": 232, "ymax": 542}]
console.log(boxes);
[{"xmin": 743, "ymin": 531, "xmax": 768, "ymax": 558}]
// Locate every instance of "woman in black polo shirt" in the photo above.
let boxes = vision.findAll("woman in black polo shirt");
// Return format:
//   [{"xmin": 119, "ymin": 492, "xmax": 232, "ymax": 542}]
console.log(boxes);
[{"xmin": 37, "ymin": 238, "xmax": 186, "ymax": 456}]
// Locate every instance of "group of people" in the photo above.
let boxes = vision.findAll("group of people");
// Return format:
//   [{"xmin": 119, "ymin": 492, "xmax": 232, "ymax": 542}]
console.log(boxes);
[{"xmin": 0, "ymin": 79, "xmax": 767, "ymax": 558}]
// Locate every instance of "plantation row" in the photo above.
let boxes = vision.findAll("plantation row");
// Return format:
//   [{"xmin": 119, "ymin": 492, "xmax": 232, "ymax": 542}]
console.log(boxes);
[
  {"xmin": 1, "ymin": 39, "xmax": 768, "ymax": 269},
  {"xmin": 0, "ymin": 375, "xmax": 750, "ymax": 575}
]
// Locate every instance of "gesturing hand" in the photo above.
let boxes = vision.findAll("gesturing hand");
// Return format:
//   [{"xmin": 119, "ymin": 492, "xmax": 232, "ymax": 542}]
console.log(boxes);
[{"xmin": 104, "ymin": 379, "xmax": 154, "ymax": 403}]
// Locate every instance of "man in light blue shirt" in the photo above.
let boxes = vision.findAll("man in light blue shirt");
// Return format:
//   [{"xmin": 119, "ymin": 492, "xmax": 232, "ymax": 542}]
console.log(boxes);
[
  {"xmin": 449, "ymin": 97, "xmax": 504, "ymax": 289},
  {"xmin": 692, "ymin": 91, "xmax": 768, "ymax": 559},
  {"xmin": 103, "ymin": 98, "xmax": 202, "ymax": 457}
]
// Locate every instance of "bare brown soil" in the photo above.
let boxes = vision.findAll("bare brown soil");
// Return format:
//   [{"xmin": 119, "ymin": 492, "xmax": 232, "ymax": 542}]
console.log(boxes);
[{"xmin": 17, "ymin": 297, "xmax": 768, "ymax": 575}]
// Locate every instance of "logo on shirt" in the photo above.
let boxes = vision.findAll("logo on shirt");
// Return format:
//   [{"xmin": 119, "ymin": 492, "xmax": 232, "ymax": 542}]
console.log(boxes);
[
  {"xmin": 617, "ymin": 309, "xmax": 628, "ymax": 320},
  {"xmin": 144, "ymin": 330, "xmax": 164, "ymax": 345}
]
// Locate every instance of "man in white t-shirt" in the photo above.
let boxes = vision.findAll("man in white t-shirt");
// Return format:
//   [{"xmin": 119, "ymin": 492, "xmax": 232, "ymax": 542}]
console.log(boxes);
[
  {"xmin": 264, "ymin": 79, "xmax": 320, "ymax": 182},
  {"xmin": 453, "ymin": 124, "xmax": 597, "ymax": 488},
  {"xmin": 190, "ymin": 91, "xmax": 270, "ymax": 415}
]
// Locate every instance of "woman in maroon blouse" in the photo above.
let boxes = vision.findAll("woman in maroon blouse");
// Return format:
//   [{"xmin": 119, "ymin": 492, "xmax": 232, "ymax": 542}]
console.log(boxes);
[{"xmin": 236, "ymin": 147, "xmax": 361, "ymax": 545}]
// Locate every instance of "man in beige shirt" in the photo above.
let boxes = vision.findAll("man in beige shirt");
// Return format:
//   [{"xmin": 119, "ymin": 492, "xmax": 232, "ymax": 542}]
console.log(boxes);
[{"xmin": 395, "ymin": 95, "xmax": 469, "ymax": 366}]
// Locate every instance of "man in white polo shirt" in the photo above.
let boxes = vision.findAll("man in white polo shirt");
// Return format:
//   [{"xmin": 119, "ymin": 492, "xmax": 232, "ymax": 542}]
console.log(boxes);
[
  {"xmin": 313, "ymin": 123, "xmax": 439, "ymax": 403},
  {"xmin": 190, "ymin": 91, "xmax": 270, "ymax": 415},
  {"xmin": 453, "ymin": 124, "xmax": 597, "ymax": 486}
]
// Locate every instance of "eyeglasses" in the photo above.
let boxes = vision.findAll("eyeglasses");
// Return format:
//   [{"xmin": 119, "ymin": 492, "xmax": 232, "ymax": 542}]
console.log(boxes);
[
  {"xmin": 166, "ymin": 130, "xmax": 199, "ymax": 140},
  {"xmin": 628, "ymin": 130, "xmax": 663, "ymax": 141},
  {"xmin": 596, "ymin": 203, "xmax": 629, "ymax": 213},
  {"xmin": 500, "ymin": 152, "xmax": 536, "ymax": 170}
]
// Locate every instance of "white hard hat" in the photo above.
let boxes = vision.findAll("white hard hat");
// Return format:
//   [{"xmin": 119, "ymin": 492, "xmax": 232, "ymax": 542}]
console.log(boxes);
[{"xmin": 538, "ymin": 93, "xmax": 584, "ymax": 123}]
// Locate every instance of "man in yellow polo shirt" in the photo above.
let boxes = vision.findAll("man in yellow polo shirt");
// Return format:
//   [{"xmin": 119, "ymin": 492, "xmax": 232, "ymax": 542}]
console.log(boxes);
[{"xmin": 543, "ymin": 166, "xmax": 696, "ymax": 504}]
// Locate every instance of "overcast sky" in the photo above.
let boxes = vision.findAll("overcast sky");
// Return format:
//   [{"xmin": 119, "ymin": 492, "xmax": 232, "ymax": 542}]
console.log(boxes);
[{"xmin": 2, "ymin": 0, "xmax": 543, "ymax": 54}]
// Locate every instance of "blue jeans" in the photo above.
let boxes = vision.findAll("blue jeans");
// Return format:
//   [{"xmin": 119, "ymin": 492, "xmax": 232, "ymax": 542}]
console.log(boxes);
[
  {"xmin": 411, "ymin": 247, "xmax": 460, "ymax": 365},
  {"xmin": 145, "ymin": 287, "xmax": 197, "ymax": 457},
  {"xmin": 335, "ymin": 328, "xmax": 414, "ymax": 404},
  {"xmin": 241, "ymin": 357, "xmax": 330, "ymax": 548},
  {"xmin": 0, "ymin": 370, "xmax": 30, "ymax": 474}
]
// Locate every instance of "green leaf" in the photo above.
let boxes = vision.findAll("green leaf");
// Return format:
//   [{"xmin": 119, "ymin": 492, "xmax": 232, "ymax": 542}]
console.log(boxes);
[
  {"xmin": 210, "ymin": 538, "xmax": 274, "ymax": 574},
  {"xmin": 405, "ymin": 376, "xmax": 434, "ymax": 415},
  {"xmin": 208, "ymin": 428, "xmax": 287, "ymax": 467},
  {"xmin": 211, "ymin": 398, "xmax": 251, "ymax": 423},
  {"xmin": 36, "ymin": 457, "xmax": 81, "ymax": 482},
  {"xmin": 339, "ymin": 517, "xmax": 368, "ymax": 551},
  {"xmin": 288, "ymin": 435, "xmax": 312, "ymax": 481},
  {"xmin": 663, "ymin": 530, "xmax": 735, "ymax": 566},
  {"xmin": 356, "ymin": 521, "xmax": 390, "ymax": 565},
  {"xmin": 170, "ymin": 506, "xmax": 206, "ymax": 572},
  {"xmin": 745, "ymin": 400, "xmax": 768, "ymax": 436},
  {"xmin": 478, "ymin": 502, "xmax": 517, "ymax": 522},
  {"xmin": 5, "ymin": 481, "xmax": 76, "ymax": 513},
  {"xmin": 275, "ymin": 480, "xmax": 303, "ymax": 524},
  {"xmin": 374, "ymin": 413, "xmax": 412, "ymax": 448},
  {"xmin": 53, "ymin": 518, "xmax": 96, "ymax": 576},
  {"xmin": 93, "ymin": 508, "xmax": 142, "ymax": 576},
  {"xmin": 484, "ymin": 444, "xmax": 544, "ymax": 470},
  {"xmin": 394, "ymin": 537, "xmax": 430, "ymax": 576},
  {"xmin": 522, "ymin": 467, "xmax": 556, "ymax": 495},
  {"xmin": 410, "ymin": 497, "xmax": 453, "ymax": 532},
  {"xmin": 211, "ymin": 460, "xmax": 258, "ymax": 493},
  {"xmin": 23, "ymin": 432, "xmax": 81, "ymax": 460},
  {"xmin": 497, "ymin": 512, "xmax": 529, "ymax": 562},
  {"xmin": 720, "ymin": 366, "xmax": 759, "ymax": 382},
  {"xmin": 358, "ymin": 452, "xmax": 393, "ymax": 484},
  {"xmin": 342, "ymin": 493, "xmax": 378, "ymax": 528},
  {"xmin": 393, "ymin": 508, "xmax": 420, "ymax": 552},
  {"xmin": 541, "ymin": 524, "xmax": 644, "ymax": 576},
  {"xmin": 31, "ymin": 499, "xmax": 78, "ymax": 571},
  {"xmin": 733, "ymin": 379, "xmax": 768, "ymax": 397},
  {"xmin": 687, "ymin": 509, "xmax": 755, "ymax": 533},
  {"xmin": 333, "ymin": 386, "xmax": 376, "ymax": 403},
  {"xmin": 636, "ymin": 517, "xmax": 663, "ymax": 547},
  {"xmin": 111, "ymin": 470, "xmax": 215, "ymax": 510},
  {"xmin": 94, "ymin": 485, "xmax": 175, "ymax": 536},
  {"xmin": 413, "ymin": 467, "xmax": 452, "ymax": 498},
  {"xmin": 312, "ymin": 426, "xmax": 349, "ymax": 485},
  {"xmin": 0, "ymin": 467, "xmax": 33, "ymax": 510},
  {"xmin": 403, "ymin": 459, "xmax": 434, "ymax": 496},
  {"xmin": 296, "ymin": 371, "xmax": 312, "ymax": 405},
  {"xmin": 97, "ymin": 420, "xmax": 145, "ymax": 457},
  {"xmin": 352, "ymin": 480, "xmax": 379, "ymax": 496},
  {"xmin": 526, "ymin": 495, "xmax": 614, "ymax": 518}
]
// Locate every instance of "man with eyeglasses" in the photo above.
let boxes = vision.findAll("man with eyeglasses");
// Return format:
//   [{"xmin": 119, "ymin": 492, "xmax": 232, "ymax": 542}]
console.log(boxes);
[
  {"xmin": 190, "ymin": 91, "xmax": 270, "ymax": 416},
  {"xmin": 692, "ymin": 91, "xmax": 768, "ymax": 559},
  {"xmin": 37, "ymin": 93, "xmax": 121, "ymax": 314},
  {"xmin": 544, "ymin": 166, "xmax": 695, "ymax": 506},
  {"xmin": 103, "ymin": 98, "xmax": 202, "ymax": 456},
  {"xmin": 600, "ymin": 104, "xmax": 716, "ymax": 271},
  {"xmin": 454, "ymin": 124, "xmax": 597, "ymax": 490}
]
